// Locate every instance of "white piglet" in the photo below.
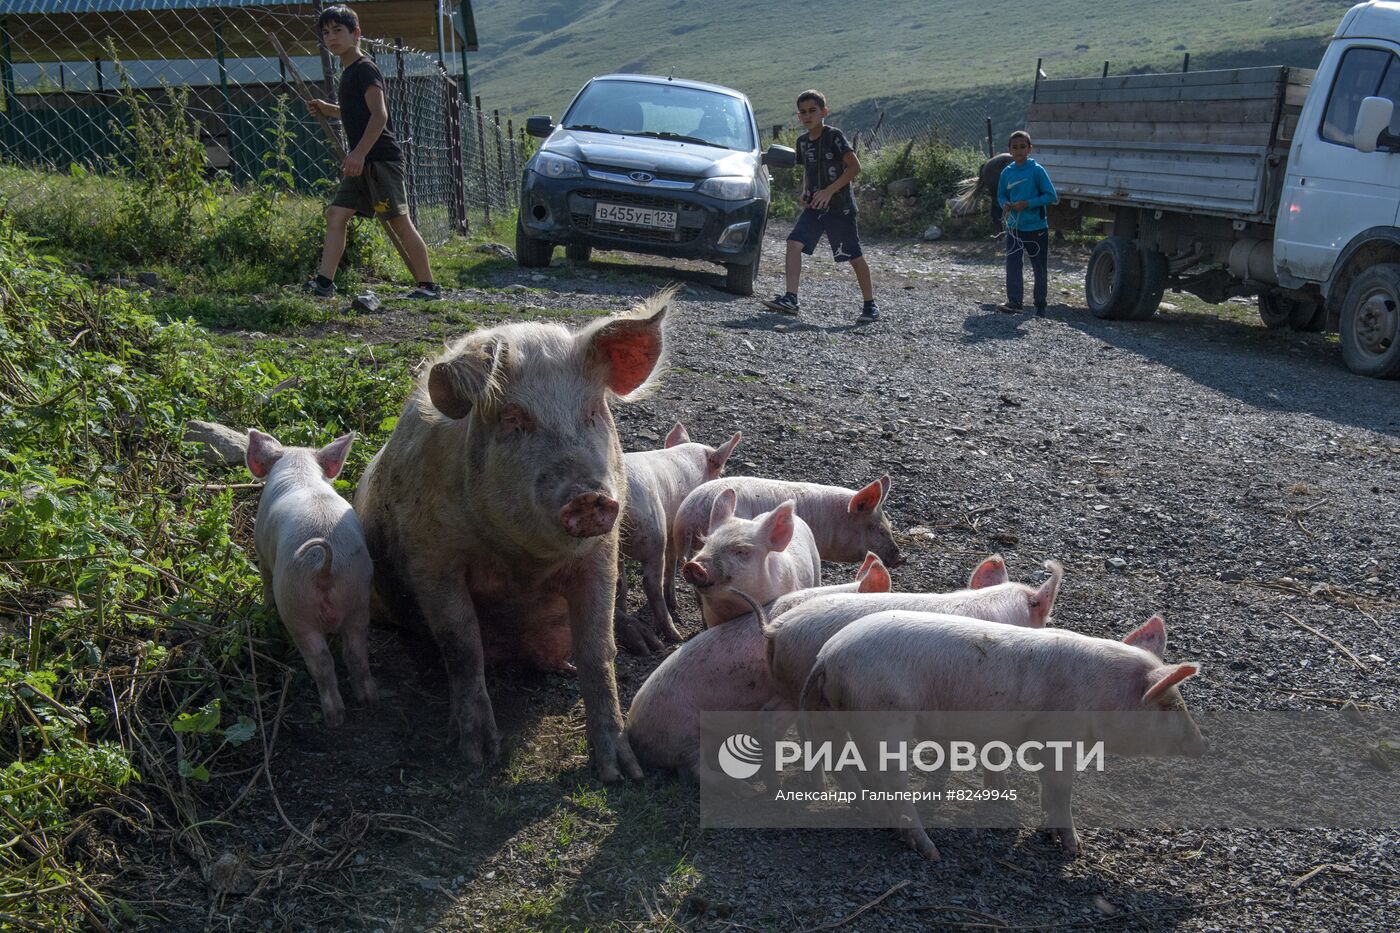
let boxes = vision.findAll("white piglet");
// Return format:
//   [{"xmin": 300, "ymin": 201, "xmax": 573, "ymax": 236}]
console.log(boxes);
[
  {"xmin": 247, "ymin": 430, "xmax": 375, "ymax": 727},
  {"xmin": 673, "ymin": 475, "xmax": 902, "ymax": 573},
  {"xmin": 804, "ymin": 612, "xmax": 1205, "ymax": 859},
  {"xmin": 765, "ymin": 555, "xmax": 1062, "ymax": 708},
  {"xmin": 681, "ymin": 492, "xmax": 822, "ymax": 627},
  {"xmin": 618, "ymin": 422, "xmax": 740, "ymax": 648}
]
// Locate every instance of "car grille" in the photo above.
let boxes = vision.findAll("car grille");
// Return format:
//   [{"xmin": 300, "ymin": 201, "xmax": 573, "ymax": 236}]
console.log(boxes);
[{"xmin": 570, "ymin": 189, "xmax": 703, "ymax": 243}]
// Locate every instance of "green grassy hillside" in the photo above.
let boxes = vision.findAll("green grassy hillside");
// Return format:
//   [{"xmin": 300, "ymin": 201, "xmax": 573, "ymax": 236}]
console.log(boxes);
[{"xmin": 469, "ymin": 0, "xmax": 1348, "ymax": 141}]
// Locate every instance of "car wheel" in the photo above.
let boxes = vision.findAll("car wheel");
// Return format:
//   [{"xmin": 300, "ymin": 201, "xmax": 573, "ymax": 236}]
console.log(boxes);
[
  {"xmin": 566, "ymin": 244, "xmax": 592, "ymax": 264},
  {"xmin": 725, "ymin": 260, "xmax": 757, "ymax": 296},
  {"xmin": 515, "ymin": 216, "xmax": 554, "ymax": 268},
  {"xmin": 1289, "ymin": 299, "xmax": 1326, "ymax": 332},
  {"xmin": 1339, "ymin": 263, "xmax": 1400, "ymax": 378},
  {"xmin": 1085, "ymin": 236, "xmax": 1143, "ymax": 320}
]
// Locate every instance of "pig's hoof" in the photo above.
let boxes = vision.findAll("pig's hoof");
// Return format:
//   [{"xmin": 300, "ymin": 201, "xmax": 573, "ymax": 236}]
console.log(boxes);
[
  {"xmin": 451, "ymin": 702, "xmax": 501, "ymax": 766},
  {"xmin": 615, "ymin": 613, "xmax": 662, "ymax": 655},
  {"xmin": 657, "ymin": 615, "xmax": 685, "ymax": 643},
  {"xmin": 901, "ymin": 829, "xmax": 941, "ymax": 861},
  {"xmin": 593, "ymin": 729, "xmax": 643, "ymax": 782},
  {"xmin": 1055, "ymin": 827, "xmax": 1081, "ymax": 856},
  {"xmin": 321, "ymin": 700, "xmax": 347, "ymax": 728}
]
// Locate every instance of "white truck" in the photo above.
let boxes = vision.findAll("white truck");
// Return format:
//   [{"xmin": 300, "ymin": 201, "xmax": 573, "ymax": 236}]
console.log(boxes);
[{"xmin": 1027, "ymin": 0, "xmax": 1400, "ymax": 378}]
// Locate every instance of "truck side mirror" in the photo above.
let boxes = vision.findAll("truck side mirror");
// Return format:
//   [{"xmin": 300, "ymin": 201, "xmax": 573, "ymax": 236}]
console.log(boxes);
[
  {"xmin": 1354, "ymin": 96, "xmax": 1395, "ymax": 153},
  {"xmin": 762, "ymin": 144, "xmax": 796, "ymax": 168},
  {"xmin": 526, "ymin": 116, "xmax": 555, "ymax": 139}
]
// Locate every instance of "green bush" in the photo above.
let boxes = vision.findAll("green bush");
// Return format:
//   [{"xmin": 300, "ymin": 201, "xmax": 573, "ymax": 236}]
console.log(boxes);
[
  {"xmin": 0, "ymin": 218, "xmax": 422, "ymax": 927},
  {"xmin": 859, "ymin": 136, "xmax": 984, "ymax": 236}
]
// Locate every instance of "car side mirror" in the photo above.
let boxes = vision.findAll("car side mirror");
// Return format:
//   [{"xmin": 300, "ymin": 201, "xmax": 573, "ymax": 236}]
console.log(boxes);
[
  {"xmin": 526, "ymin": 116, "xmax": 555, "ymax": 139},
  {"xmin": 1354, "ymin": 96, "xmax": 1397, "ymax": 153},
  {"xmin": 762, "ymin": 144, "xmax": 796, "ymax": 168}
]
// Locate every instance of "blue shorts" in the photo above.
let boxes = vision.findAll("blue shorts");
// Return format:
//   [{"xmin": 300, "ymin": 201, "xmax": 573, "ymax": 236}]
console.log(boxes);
[{"xmin": 788, "ymin": 207, "xmax": 863, "ymax": 263}]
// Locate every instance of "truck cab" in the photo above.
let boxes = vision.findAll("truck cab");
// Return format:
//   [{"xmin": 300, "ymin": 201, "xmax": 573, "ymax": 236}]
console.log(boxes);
[{"xmin": 1275, "ymin": 0, "xmax": 1400, "ymax": 376}]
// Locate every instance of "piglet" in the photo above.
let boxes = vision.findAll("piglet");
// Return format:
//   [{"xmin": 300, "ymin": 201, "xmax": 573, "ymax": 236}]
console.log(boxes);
[
  {"xmin": 672, "ymin": 475, "xmax": 901, "ymax": 582},
  {"xmin": 247, "ymin": 430, "xmax": 375, "ymax": 727},
  {"xmin": 617, "ymin": 422, "xmax": 740, "ymax": 649},
  {"xmin": 804, "ymin": 611, "xmax": 1204, "ymax": 859},
  {"xmin": 681, "ymin": 491, "xmax": 821, "ymax": 627},
  {"xmin": 765, "ymin": 556, "xmax": 1061, "ymax": 708},
  {"xmin": 625, "ymin": 557, "xmax": 891, "ymax": 787}
]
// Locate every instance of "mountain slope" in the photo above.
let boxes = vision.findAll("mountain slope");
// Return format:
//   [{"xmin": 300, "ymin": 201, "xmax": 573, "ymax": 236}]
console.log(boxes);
[{"xmin": 468, "ymin": 0, "xmax": 1347, "ymax": 139}]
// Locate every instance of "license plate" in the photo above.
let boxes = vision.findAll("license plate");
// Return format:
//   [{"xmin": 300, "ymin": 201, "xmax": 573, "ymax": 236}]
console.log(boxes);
[{"xmin": 594, "ymin": 202, "xmax": 677, "ymax": 229}]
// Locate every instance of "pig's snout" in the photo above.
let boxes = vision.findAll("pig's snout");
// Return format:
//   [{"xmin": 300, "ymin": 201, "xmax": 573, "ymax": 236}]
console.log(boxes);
[
  {"xmin": 559, "ymin": 491, "xmax": 619, "ymax": 538},
  {"xmin": 682, "ymin": 560, "xmax": 713, "ymax": 588},
  {"xmin": 881, "ymin": 545, "xmax": 905, "ymax": 569}
]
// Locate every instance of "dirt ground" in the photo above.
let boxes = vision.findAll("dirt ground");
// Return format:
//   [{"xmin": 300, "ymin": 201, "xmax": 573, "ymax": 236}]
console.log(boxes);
[{"xmin": 181, "ymin": 231, "xmax": 1399, "ymax": 931}]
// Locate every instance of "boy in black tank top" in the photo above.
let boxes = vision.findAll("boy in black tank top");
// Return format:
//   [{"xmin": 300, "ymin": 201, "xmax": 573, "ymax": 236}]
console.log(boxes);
[
  {"xmin": 761, "ymin": 89, "xmax": 881, "ymax": 324},
  {"xmin": 304, "ymin": 5, "xmax": 440, "ymax": 300}
]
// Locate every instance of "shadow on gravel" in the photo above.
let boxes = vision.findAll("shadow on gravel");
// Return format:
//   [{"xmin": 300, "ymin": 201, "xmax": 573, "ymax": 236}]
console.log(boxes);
[
  {"xmin": 722, "ymin": 312, "xmax": 872, "ymax": 334},
  {"xmin": 1060, "ymin": 309, "xmax": 1400, "ymax": 438},
  {"xmin": 960, "ymin": 305, "xmax": 1034, "ymax": 344}
]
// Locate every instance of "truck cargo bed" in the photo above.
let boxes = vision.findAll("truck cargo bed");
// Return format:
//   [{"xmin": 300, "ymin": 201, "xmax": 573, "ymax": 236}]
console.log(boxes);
[{"xmin": 1026, "ymin": 66, "xmax": 1314, "ymax": 223}]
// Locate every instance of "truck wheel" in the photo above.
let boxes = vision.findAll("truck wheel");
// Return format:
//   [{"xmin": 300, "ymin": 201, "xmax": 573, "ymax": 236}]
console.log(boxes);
[
  {"xmin": 1086, "ymin": 237, "xmax": 1143, "ymax": 320},
  {"xmin": 1339, "ymin": 264, "xmax": 1400, "ymax": 378},
  {"xmin": 515, "ymin": 216, "xmax": 554, "ymax": 268},
  {"xmin": 1257, "ymin": 291, "xmax": 1294, "ymax": 329},
  {"xmin": 565, "ymin": 244, "xmax": 592, "ymax": 264},
  {"xmin": 1129, "ymin": 247, "xmax": 1168, "ymax": 320},
  {"xmin": 1289, "ymin": 300, "xmax": 1326, "ymax": 332}
]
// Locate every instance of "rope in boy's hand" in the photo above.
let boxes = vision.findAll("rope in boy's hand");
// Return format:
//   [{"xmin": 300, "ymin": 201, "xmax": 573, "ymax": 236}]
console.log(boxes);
[{"xmin": 996, "ymin": 225, "xmax": 1042, "ymax": 257}]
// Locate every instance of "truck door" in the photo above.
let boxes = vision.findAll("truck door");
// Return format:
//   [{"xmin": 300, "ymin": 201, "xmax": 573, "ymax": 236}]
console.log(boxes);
[{"xmin": 1275, "ymin": 44, "xmax": 1400, "ymax": 284}]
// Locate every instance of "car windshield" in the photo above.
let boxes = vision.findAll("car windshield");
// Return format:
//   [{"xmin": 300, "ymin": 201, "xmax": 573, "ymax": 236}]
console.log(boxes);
[{"xmin": 563, "ymin": 80, "xmax": 755, "ymax": 151}]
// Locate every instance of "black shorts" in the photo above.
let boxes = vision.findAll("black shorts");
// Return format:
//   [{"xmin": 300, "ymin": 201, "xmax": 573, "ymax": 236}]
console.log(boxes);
[{"xmin": 788, "ymin": 207, "xmax": 863, "ymax": 262}]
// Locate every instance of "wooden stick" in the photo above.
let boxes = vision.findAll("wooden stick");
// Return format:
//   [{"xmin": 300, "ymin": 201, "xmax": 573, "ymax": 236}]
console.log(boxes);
[
  {"xmin": 271, "ymin": 35, "xmax": 345, "ymax": 161},
  {"xmin": 794, "ymin": 880, "xmax": 909, "ymax": 933},
  {"xmin": 1280, "ymin": 610, "xmax": 1369, "ymax": 671}
]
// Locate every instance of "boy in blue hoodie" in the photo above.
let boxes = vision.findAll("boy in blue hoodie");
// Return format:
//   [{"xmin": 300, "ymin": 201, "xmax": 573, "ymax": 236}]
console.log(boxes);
[{"xmin": 996, "ymin": 131, "xmax": 1058, "ymax": 315}]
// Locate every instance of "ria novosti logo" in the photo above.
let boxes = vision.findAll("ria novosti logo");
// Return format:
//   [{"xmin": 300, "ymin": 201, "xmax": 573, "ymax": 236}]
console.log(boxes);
[
  {"xmin": 718, "ymin": 734, "xmax": 764, "ymax": 779},
  {"xmin": 716, "ymin": 734, "xmax": 1110, "ymax": 780}
]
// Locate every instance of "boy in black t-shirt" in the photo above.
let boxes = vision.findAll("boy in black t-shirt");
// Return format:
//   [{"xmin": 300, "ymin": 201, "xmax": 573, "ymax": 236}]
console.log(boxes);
[
  {"xmin": 304, "ymin": 5, "xmax": 439, "ymax": 300},
  {"xmin": 762, "ymin": 89, "xmax": 880, "ymax": 323}
]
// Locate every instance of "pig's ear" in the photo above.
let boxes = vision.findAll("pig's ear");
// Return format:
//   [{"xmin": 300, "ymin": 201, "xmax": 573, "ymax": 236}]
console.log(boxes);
[
  {"xmin": 1142, "ymin": 663, "xmax": 1198, "ymax": 704},
  {"xmin": 1027, "ymin": 560, "xmax": 1063, "ymax": 628},
  {"xmin": 709, "ymin": 431, "xmax": 741, "ymax": 473},
  {"xmin": 760, "ymin": 500, "xmax": 797, "ymax": 552},
  {"xmin": 582, "ymin": 288, "xmax": 670, "ymax": 399},
  {"xmin": 315, "ymin": 432, "xmax": 355, "ymax": 480},
  {"xmin": 968, "ymin": 554, "xmax": 1008, "ymax": 589},
  {"xmin": 855, "ymin": 551, "xmax": 879, "ymax": 580},
  {"xmin": 858, "ymin": 559, "xmax": 891, "ymax": 593},
  {"xmin": 427, "ymin": 338, "xmax": 506, "ymax": 419},
  {"xmin": 847, "ymin": 475, "xmax": 890, "ymax": 515},
  {"xmin": 708, "ymin": 487, "xmax": 737, "ymax": 530},
  {"xmin": 1124, "ymin": 614, "xmax": 1167, "ymax": 659},
  {"xmin": 245, "ymin": 429, "xmax": 284, "ymax": 479},
  {"xmin": 663, "ymin": 422, "xmax": 690, "ymax": 448}
]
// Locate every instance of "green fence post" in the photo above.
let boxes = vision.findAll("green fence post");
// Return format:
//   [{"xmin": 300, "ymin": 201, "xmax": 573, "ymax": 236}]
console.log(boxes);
[
  {"xmin": 214, "ymin": 18, "xmax": 236, "ymax": 179},
  {"xmin": 0, "ymin": 18, "xmax": 15, "ymax": 114}
]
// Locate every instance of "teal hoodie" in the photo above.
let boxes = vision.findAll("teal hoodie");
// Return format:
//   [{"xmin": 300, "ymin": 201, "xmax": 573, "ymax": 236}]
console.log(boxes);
[{"xmin": 996, "ymin": 158, "xmax": 1058, "ymax": 232}]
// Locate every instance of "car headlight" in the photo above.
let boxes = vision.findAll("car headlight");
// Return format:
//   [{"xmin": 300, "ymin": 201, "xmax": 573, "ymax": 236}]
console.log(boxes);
[
  {"xmin": 697, "ymin": 175, "xmax": 755, "ymax": 200},
  {"xmin": 532, "ymin": 151, "xmax": 583, "ymax": 179}
]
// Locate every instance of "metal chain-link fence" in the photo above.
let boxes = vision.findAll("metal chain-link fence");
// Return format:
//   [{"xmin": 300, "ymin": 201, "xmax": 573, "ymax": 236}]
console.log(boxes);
[
  {"xmin": 856, "ymin": 104, "xmax": 995, "ymax": 157},
  {"xmin": 0, "ymin": 2, "xmax": 522, "ymax": 242}
]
